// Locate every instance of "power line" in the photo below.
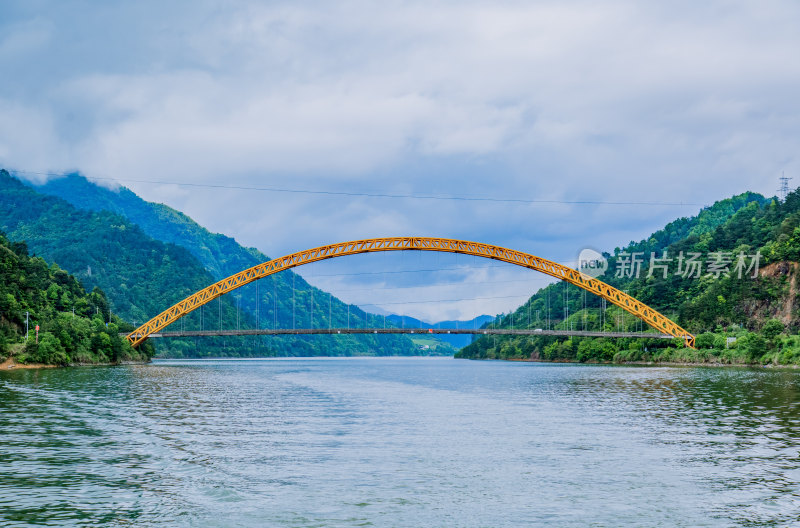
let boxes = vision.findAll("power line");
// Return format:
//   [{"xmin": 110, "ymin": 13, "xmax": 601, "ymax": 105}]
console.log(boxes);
[
  {"xmin": 314, "ymin": 275, "xmax": 549, "ymax": 295},
  {"xmin": 9, "ymin": 169, "xmax": 702, "ymax": 207},
  {"xmin": 356, "ymin": 293, "xmax": 530, "ymax": 307},
  {"xmin": 297, "ymin": 262, "xmax": 537, "ymax": 278}
]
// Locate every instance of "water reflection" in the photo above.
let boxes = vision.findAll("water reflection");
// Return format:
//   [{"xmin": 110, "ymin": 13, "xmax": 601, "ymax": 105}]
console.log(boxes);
[
  {"xmin": 558, "ymin": 366, "xmax": 800, "ymax": 526},
  {"xmin": 1, "ymin": 360, "xmax": 798, "ymax": 527}
]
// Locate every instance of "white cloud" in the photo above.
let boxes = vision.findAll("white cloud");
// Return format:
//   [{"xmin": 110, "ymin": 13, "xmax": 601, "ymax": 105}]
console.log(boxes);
[
  {"xmin": 2, "ymin": 0, "xmax": 800, "ymax": 320},
  {"xmin": 0, "ymin": 99, "xmax": 71, "ymax": 180}
]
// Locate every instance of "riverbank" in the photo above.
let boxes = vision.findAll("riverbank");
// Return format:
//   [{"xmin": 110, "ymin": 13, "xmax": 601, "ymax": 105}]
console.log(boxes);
[
  {"xmin": 0, "ymin": 357, "xmax": 58, "ymax": 370},
  {"xmin": 502, "ymin": 357, "xmax": 799, "ymax": 368},
  {"xmin": 0, "ymin": 357, "xmax": 151, "ymax": 370}
]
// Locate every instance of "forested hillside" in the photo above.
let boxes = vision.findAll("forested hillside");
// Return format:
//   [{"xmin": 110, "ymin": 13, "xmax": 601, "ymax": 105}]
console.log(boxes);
[
  {"xmin": 0, "ymin": 232, "xmax": 153, "ymax": 365},
  {"xmin": 0, "ymin": 171, "xmax": 217, "ymax": 324},
  {"xmin": 1, "ymin": 170, "xmax": 418, "ymax": 357},
  {"xmin": 35, "ymin": 174, "xmax": 266, "ymax": 279},
  {"xmin": 458, "ymin": 190, "xmax": 800, "ymax": 365}
]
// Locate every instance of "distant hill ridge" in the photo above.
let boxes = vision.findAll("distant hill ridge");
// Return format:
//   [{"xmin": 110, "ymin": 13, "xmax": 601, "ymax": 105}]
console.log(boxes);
[
  {"xmin": 1, "ymin": 170, "xmax": 420, "ymax": 357},
  {"xmin": 386, "ymin": 314, "xmax": 494, "ymax": 348},
  {"xmin": 35, "ymin": 174, "xmax": 269, "ymax": 280},
  {"xmin": 458, "ymin": 189, "xmax": 800, "ymax": 365}
]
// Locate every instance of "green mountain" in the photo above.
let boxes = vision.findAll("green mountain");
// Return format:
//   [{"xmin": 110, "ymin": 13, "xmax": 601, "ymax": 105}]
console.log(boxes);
[
  {"xmin": 0, "ymin": 231, "xmax": 153, "ymax": 365},
  {"xmin": 34, "ymin": 174, "xmax": 266, "ymax": 280},
  {"xmin": 0, "ymin": 171, "xmax": 217, "ymax": 324},
  {"xmin": 0, "ymin": 170, "xmax": 418, "ymax": 357},
  {"xmin": 458, "ymin": 190, "xmax": 800, "ymax": 365},
  {"xmin": 385, "ymin": 314, "xmax": 494, "ymax": 348}
]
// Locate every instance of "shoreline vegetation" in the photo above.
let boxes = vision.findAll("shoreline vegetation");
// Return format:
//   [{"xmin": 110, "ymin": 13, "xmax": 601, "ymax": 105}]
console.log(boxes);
[
  {"xmin": 0, "ymin": 231, "xmax": 156, "ymax": 367},
  {"xmin": 0, "ymin": 356, "xmax": 57, "ymax": 370},
  {"xmin": 159, "ymin": 354, "xmax": 799, "ymax": 370},
  {"xmin": 0, "ymin": 356, "xmax": 152, "ymax": 370},
  {"xmin": 6, "ymin": 354, "xmax": 794, "ymax": 370},
  {"xmin": 456, "ymin": 331, "xmax": 800, "ymax": 366},
  {"xmin": 457, "ymin": 190, "xmax": 800, "ymax": 367},
  {"xmin": 502, "ymin": 357, "xmax": 798, "ymax": 368}
]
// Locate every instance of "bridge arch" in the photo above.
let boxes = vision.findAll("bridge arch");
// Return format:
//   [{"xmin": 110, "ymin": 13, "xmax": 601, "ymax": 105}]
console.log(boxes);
[{"xmin": 127, "ymin": 237, "xmax": 694, "ymax": 348}]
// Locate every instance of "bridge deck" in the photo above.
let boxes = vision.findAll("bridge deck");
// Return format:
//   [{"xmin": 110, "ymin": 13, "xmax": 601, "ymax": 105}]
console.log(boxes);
[{"xmin": 133, "ymin": 328, "xmax": 676, "ymax": 339}]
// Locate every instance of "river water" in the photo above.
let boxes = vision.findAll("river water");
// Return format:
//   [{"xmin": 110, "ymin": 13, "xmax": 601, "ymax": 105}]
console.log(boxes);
[{"xmin": 1, "ymin": 358, "xmax": 798, "ymax": 527}]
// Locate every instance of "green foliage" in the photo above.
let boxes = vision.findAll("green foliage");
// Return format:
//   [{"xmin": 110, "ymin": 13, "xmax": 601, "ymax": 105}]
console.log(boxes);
[
  {"xmin": 33, "ymin": 332, "xmax": 68, "ymax": 365},
  {"xmin": 0, "ymin": 230, "xmax": 151, "ymax": 365},
  {"xmin": 761, "ymin": 318, "xmax": 784, "ymax": 340},
  {"xmin": 736, "ymin": 332, "xmax": 767, "ymax": 362},
  {"xmin": 575, "ymin": 338, "xmax": 616, "ymax": 362},
  {"xmin": 695, "ymin": 332, "xmax": 716, "ymax": 349},
  {"xmin": 458, "ymin": 188, "xmax": 800, "ymax": 365}
]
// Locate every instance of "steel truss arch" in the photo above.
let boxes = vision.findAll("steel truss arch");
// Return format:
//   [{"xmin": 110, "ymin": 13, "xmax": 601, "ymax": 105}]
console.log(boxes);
[{"xmin": 127, "ymin": 237, "xmax": 695, "ymax": 348}]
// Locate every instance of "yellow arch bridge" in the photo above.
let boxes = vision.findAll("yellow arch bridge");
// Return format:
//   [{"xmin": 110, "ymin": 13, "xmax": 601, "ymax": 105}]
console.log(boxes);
[{"xmin": 127, "ymin": 237, "xmax": 695, "ymax": 348}]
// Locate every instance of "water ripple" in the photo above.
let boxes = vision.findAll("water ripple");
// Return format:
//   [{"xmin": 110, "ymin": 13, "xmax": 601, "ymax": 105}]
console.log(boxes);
[{"xmin": 1, "ymin": 359, "xmax": 798, "ymax": 526}]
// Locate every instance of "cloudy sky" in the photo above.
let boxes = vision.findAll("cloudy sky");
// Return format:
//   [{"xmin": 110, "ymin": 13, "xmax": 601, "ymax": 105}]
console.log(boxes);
[{"xmin": 2, "ymin": 0, "xmax": 799, "ymax": 321}]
